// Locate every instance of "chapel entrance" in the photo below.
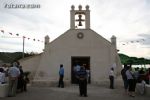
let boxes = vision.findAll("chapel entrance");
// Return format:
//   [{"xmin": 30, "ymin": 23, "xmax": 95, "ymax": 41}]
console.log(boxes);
[{"xmin": 71, "ymin": 56, "xmax": 90, "ymax": 84}]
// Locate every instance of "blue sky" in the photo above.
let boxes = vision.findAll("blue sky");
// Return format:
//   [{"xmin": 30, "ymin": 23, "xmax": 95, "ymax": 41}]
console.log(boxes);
[{"xmin": 0, "ymin": 0, "xmax": 150, "ymax": 58}]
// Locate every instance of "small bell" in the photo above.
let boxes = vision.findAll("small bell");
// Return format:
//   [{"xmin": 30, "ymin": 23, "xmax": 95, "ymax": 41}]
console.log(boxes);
[{"xmin": 78, "ymin": 21, "xmax": 82, "ymax": 26}]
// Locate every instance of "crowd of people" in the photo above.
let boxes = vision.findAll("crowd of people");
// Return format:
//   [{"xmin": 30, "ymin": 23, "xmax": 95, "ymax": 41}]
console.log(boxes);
[
  {"xmin": 1, "ymin": 61, "xmax": 150, "ymax": 98},
  {"xmin": 0, "ymin": 61, "xmax": 29, "ymax": 97},
  {"xmin": 121, "ymin": 64, "xmax": 150, "ymax": 97}
]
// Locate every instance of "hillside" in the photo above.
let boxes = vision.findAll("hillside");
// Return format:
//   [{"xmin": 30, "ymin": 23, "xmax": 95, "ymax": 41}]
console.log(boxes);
[
  {"xmin": 0, "ymin": 52, "xmax": 150, "ymax": 65},
  {"xmin": 119, "ymin": 53, "xmax": 150, "ymax": 65},
  {"xmin": 0, "ymin": 52, "xmax": 36, "ymax": 63}
]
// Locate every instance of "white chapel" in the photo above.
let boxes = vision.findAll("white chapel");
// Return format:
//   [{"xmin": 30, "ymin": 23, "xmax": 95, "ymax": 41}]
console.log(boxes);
[{"xmin": 20, "ymin": 5, "xmax": 122, "ymax": 86}]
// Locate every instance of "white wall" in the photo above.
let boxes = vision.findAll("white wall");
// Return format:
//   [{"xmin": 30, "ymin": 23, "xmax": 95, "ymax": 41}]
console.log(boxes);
[
  {"xmin": 33, "ymin": 29, "xmax": 122, "ymax": 85},
  {"xmin": 19, "ymin": 54, "xmax": 41, "ymax": 80}
]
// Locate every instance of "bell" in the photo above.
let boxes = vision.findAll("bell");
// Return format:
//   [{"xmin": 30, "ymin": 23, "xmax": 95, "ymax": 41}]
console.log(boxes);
[{"xmin": 78, "ymin": 21, "xmax": 82, "ymax": 26}]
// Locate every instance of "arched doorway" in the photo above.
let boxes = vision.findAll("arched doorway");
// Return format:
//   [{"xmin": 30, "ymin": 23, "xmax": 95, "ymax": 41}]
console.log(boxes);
[{"xmin": 71, "ymin": 56, "xmax": 90, "ymax": 84}]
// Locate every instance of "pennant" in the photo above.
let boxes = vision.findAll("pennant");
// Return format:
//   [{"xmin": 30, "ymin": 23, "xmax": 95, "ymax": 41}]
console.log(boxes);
[
  {"xmin": 131, "ymin": 41, "xmax": 134, "ymax": 43},
  {"xmin": 9, "ymin": 32, "xmax": 12, "ymax": 35},
  {"xmin": 16, "ymin": 34, "xmax": 19, "ymax": 36},
  {"xmin": 0, "ymin": 30, "xmax": 4, "ymax": 33}
]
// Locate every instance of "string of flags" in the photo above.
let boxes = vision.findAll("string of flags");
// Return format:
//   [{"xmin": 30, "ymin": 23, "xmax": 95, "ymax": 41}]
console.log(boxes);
[
  {"xmin": 120, "ymin": 39, "xmax": 146, "ymax": 46},
  {"xmin": 1, "ymin": 29, "xmax": 147, "ymax": 45},
  {"xmin": 0, "ymin": 29, "xmax": 44, "ymax": 43}
]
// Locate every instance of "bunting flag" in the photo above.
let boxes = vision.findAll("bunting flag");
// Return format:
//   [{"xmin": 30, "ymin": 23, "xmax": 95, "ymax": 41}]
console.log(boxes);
[
  {"xmin": 16, "ymin": 33, "xmax": 19, "ymax": 36},
  {"xmin": 142, "ymin": 39, "xmax": 145, "ymax": 41},
  {"xmin": 9, "ymin": 32, "xmax": 12, "ymax": 35},
  {"xmin": 0, "ymin": 30, "xmax": 4, "ymax": 33}
]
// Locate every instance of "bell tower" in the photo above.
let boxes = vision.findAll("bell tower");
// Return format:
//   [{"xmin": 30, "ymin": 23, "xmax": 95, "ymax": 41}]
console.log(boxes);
[{"xmin": 70, "ymin": 5, "xmax": 90, "ymax": 29}]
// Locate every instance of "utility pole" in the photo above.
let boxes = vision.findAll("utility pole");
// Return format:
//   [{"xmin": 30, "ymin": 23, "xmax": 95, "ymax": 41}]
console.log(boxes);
[
  {"xmin": 23, "ymin": 36, "xmax": 25, "ymax": 58},
  {"xmin": 0, "ymin": 36, "xmax": 25, "ymax": 58}
]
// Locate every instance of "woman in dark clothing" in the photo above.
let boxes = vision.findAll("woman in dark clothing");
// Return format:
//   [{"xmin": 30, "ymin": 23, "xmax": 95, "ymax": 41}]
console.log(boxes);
[
  {"xmin": 17, "ymin": 66, "xmax": 24, "ymax": 92},
  {"xmin": 121, "ymin": 64, "xmax": 128, "ymax": 92}
]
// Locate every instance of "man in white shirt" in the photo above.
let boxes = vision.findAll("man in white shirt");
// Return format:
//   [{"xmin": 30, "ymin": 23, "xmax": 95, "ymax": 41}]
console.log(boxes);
[
  {"xmin": 8, "ymin": 62, "xmax": 20, "ymax": 97},
  {"xmin": 125, "ymin": 66, "xmax": 136, "ymax": 97},
  {"xmin": 109, "ymin": 67, "xmax": 115, "ymax": 89}
]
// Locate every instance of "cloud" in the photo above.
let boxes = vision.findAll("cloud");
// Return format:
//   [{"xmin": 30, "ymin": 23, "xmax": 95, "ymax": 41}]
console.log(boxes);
[
  {"xmin": 0, "ymin": 0, "xmax": 150, "ymax": 58},
  {"xmin": 95, "ymin": 0, "xmax": 150, "ymax": 37}
]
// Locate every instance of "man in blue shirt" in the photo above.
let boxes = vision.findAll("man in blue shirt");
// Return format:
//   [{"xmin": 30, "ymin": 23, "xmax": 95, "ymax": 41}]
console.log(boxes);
[
  {"xmin": 58, "ymin": 64, "xmax": 64, "ymax": 88},
  {"xmin": 77, "ymin": 65, "xmax": 87, "ymax": 97}
]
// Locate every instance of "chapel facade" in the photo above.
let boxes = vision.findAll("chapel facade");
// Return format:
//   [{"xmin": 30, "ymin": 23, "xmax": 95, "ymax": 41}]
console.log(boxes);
[{"xmin": 20, "ymin": 5, "xmax": 122, "ymax": 86}]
